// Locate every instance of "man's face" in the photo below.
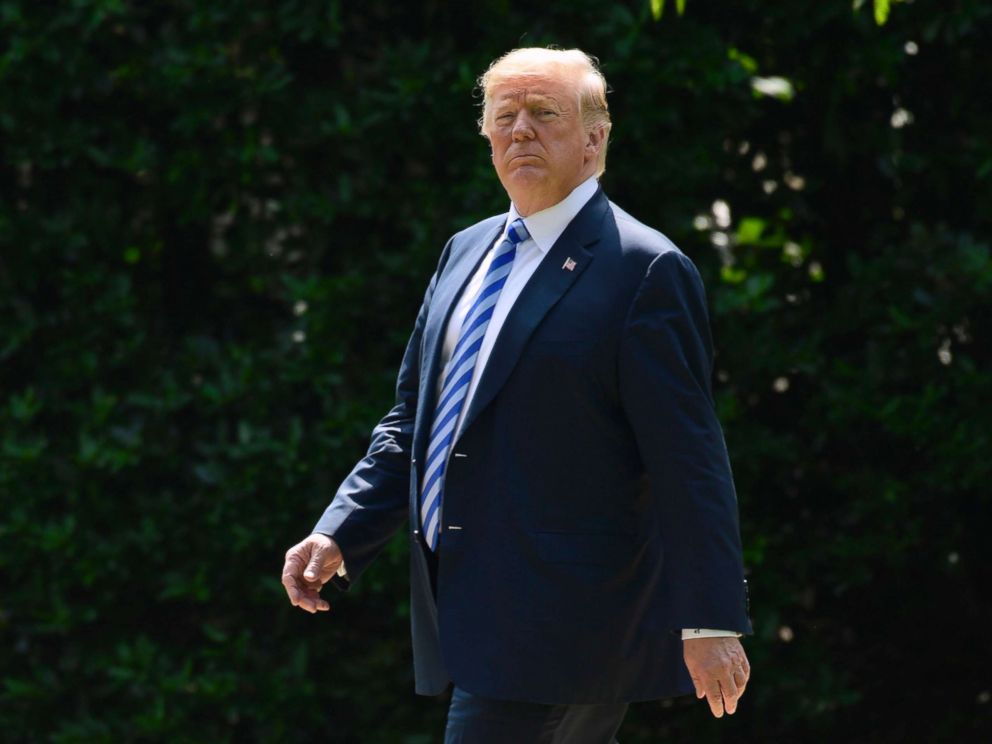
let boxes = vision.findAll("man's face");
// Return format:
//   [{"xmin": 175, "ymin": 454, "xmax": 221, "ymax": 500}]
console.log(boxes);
[{"xmin": 486, "ymin": 72, "xmax": 602, "ymax": 216}]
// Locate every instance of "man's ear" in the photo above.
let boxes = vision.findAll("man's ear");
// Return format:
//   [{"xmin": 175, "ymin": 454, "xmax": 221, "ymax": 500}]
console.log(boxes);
[{"xmin": 585, "ymin": 125, "xmax": 606, "ymax": 156}]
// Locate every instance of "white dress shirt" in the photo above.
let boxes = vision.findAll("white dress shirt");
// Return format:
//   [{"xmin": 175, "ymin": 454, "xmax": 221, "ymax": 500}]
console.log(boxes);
[
  {"xmin": 339, "ymin": 175, "xmax": 740, "ymax": 640},
  {"xmin": 435, "ymin": 175, "xmax": 600, "ymax": 440}
]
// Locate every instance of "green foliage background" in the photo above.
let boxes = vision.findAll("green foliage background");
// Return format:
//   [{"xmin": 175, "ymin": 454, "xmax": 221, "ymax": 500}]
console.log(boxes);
[{"xmin": 2, "ymin": 0, "xmax": 990, "ymax": 741}]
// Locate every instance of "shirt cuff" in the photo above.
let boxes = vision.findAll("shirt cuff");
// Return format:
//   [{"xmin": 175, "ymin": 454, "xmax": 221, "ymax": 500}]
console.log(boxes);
[
  {"xmin": 336, "ymin": 560, "xmax": 348, "ymax": 578},
  {"xmin": 681, "ymin": 628, "xmax": 743, "ymax": 640}
]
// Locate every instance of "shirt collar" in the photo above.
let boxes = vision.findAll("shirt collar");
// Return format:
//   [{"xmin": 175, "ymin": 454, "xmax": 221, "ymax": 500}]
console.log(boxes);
[{"xmin": 506, "ymin": 175, "xmax": 600, "ymax": 254}]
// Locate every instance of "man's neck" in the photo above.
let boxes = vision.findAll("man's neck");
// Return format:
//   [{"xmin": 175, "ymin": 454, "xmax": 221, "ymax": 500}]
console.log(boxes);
[
  {"xmin": 510, "ymin": 176, "xmax": 598, "ymax": 218},
  {"xmin": 507, "ymin": 176, "xmax": 599, "ymax": 254}
]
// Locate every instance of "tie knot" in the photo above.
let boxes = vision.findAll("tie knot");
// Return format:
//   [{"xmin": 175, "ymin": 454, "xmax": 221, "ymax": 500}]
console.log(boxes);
[{"xmin": 505, "ymin": 218, "xmax": 530, "ymax": 246}]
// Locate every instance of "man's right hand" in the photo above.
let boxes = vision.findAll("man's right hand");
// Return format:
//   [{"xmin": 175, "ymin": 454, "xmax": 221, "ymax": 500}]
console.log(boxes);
[{"xmin": 281, "ymin": 533, "xmax": 343, "ymax": 614}]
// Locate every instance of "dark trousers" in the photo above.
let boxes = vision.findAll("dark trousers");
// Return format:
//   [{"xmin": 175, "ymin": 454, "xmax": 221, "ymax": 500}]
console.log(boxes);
[
  {"xmin": 425, "ymin": 547, "xmax": 628, "ymax": 743},
  {"xmin": 444, "ymin": 686, "xmax": 627, "ymax": 743}
]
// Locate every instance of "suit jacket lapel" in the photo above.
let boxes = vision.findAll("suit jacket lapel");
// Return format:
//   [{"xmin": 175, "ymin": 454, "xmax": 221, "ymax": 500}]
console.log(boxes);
[
  {"xmin": 454, "ymin": 187, "xmax": 610, "ymax": 444},
  {"xmin": 415, "ymin": 219, "xmax": 504, "ymax": 465}
]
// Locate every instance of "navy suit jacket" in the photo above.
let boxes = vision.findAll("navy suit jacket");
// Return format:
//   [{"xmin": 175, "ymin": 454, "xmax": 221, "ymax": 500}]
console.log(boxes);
[{"xmin": 313, "ymin": 187, "xmax": 752, "ymax": 704}]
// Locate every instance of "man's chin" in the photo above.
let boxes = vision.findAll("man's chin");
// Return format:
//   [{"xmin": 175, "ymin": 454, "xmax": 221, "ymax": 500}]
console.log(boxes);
[{"xmin": 507, "ymin": 165, "xmax": 546, "ymax": 182}]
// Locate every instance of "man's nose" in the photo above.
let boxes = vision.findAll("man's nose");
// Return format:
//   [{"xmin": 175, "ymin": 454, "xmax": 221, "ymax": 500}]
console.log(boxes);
[{"xmin": 511, "ymin": 112, "xmax": 535, "ymax": 141}]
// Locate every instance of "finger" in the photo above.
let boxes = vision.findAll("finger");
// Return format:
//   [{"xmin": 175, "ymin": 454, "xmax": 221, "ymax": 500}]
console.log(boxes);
[
  {"xmin": 303, "ymin": 544, "xmax": 325, "ymax": 582},
  {"xmin": 283, "ymin": 550, "xmax": 307, "ymax": 581},
  {"xmin": 281, "ymin": 553, "xmax": 308, "ymax": 604},
  {"xmin": 301, "ymin": 589, "xmax": 330, "ymax": 613},
  {"xmin": 296, "ymin": 588, "xmax": 318, "ymax": 613},
  {"xmin": 737, "ymin": 655, "xmax": 751, "ymax": 694},
  {"xmin": 732, "ymin": 667, "xmax": 748, "ymax": 695},
  {"xmin": 281, "ymin": 573, "xmax": 302, "ymax": 606},
  {"xmin": 690, "ymin": 675, "xmax": 705, "ymax": 699},
  {"xmin": 297, "ymin": 578, "xmax": 332, "ymax": 612},
  {"xmin": 284, "ymin": 548, "xmax": 306, "ymax": 573},
  {"xmin": 705, "ymin": 681, "xmax": 724, "ymax": 718},
  {"xmin": 720, "ymin": 675, "xmax": 741, "ymax": 715}
]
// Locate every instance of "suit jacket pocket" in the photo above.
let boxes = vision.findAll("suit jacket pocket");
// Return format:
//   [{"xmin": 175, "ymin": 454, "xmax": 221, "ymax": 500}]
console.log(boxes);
[{"xmin": 535, "ymin": 531, "xmax": 636, "ymax": 567}]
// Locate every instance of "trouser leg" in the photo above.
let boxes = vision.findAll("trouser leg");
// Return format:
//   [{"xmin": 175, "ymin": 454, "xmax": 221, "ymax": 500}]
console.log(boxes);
[
  {"xmin": 552, "ymin": 698, "xmax": 628, "ymax": 744},
  {"xmin": 444, "ymin": 685, "xmax": 628, "ymax": 744}
]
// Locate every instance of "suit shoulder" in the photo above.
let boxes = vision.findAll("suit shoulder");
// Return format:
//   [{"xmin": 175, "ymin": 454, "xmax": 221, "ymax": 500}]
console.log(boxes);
[
  {"xmin": 608, "ymin": 202, "xmax": 683, "ymax": 260},
  {"xmin": 426, "ymin": 213, "xmax": 505, "ymax": 275},
  {"xmin": 449, "ymin": 213, "xmax": 506, "ymax": 250},
  {"xmin": 606, "ymin": 201, "xmax": 704, "ymax": 283}
]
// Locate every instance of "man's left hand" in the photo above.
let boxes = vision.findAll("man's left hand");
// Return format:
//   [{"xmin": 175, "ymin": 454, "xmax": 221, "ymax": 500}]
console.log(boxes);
[{"xmin": 683, "ymin": 636, "xmax": 750, "ymax": 718}]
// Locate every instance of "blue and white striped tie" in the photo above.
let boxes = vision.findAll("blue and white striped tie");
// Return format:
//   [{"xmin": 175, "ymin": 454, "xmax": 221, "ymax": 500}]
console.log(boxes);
[{"xmin": 419, "ymin": 218, "xmax": 530, "ymax": 551}]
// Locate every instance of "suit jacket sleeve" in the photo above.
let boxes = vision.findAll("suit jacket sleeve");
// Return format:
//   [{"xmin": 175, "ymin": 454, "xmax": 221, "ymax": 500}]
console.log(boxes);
[
  {"xmin": 618, "ymin": 249, "xmax": 752, "ymax": 634},
  {"xmin": 312, "ymin": 238, "xmax": 451, "ymax": 591}
]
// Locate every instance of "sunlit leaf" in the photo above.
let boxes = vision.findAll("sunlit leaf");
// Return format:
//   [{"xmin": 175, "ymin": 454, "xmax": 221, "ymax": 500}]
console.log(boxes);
[
  {"xmin": 751, "ymin": 76, "xmax": 795, "ymax": 101},
  {"xmin": 651, "ymin": 0, "xmax": 686, "ymax": 19},
  {"xmin": 721, "ymin": 265, "xmax": 747, "ymax": 284},
  {"xmin": 737, "ymin": 218, "xmax": 766, "ymax": 245},
  {"xmin": 874, "ymin": 0, "xmax": 890, "ymax": 25},
  {"xmin": 728, "ymin": 47, "xmax": 758, "ymax": 74}
]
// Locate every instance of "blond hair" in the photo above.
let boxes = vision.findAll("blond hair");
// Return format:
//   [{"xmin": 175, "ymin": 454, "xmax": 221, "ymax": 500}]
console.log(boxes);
[{"xmin": 477, "ymin": 47, "xmax": 612, "ymax": 177}]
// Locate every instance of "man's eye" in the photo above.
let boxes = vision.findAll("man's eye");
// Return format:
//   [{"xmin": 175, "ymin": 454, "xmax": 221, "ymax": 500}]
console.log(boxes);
[{"xmin": 496, "ymin": 113, "xmax": 514, "ymax": 122}]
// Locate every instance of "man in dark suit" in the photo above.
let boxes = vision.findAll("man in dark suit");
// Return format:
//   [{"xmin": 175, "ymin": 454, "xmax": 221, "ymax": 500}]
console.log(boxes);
[{"xmin": 282, "ymin": 47, "xmax": 752, "ymax": 742}]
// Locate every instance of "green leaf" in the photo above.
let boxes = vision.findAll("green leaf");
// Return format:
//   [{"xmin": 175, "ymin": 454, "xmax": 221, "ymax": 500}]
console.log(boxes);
[
  {"xmin": 203, "ymin": 623, "xmax": 229, "ymax": 644},
  {"xmin": 728, "ymin": 47, "xmax": 758, "ymax": 74},
  {"xmin": 874, "ymin": 0, "xmax": 890, "ymax": 25},
  {"xmin": 721, "ymin": 265, "xmax": 747, "ymax": 284},
  {"xmin": 737, "ymin": 217, "xmax": 766, "ymax": 245},
  {"xmin": 650, "ymin": 0, "xmax": 687, "ymax": 19},
  {"xmin": 9, "ymin": 387, "xmax": 42, "ymax": 421}
]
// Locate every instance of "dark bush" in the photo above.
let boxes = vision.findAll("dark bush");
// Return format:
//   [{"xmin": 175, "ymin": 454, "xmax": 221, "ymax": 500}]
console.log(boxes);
[{"xmin": 1, "ymin": 1, "xmax": 989, "ymax": 741}]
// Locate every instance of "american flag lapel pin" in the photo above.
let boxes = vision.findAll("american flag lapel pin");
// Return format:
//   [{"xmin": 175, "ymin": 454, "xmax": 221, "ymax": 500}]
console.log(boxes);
[{"xmin": 562, "ymin": 257, "xmax": 577, "ymax": 271}]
